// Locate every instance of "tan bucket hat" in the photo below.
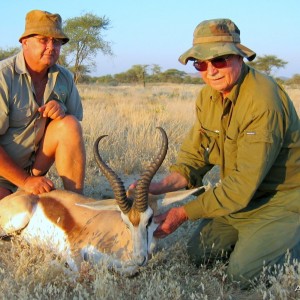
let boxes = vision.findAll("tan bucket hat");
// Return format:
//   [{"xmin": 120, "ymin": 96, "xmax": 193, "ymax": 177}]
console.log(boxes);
[
  {"xmin": 19, "ymin": 10, "xmax": 69, "ymax": 44},
  {"xmin": 179, "ymin": 18, "xmax": 256, "ymax": 64}
]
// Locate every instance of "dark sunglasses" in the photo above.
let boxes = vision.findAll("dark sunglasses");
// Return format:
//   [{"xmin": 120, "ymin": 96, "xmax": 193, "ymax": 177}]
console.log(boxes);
[{"xmin": 193, "ymin": 55, "xmax": 232, "ymax": 72}]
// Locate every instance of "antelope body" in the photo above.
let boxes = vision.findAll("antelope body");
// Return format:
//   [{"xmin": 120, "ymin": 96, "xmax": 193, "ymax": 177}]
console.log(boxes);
[{"xmin": 0, "ymin": 128, "xmax": 204, "ymax": 275}]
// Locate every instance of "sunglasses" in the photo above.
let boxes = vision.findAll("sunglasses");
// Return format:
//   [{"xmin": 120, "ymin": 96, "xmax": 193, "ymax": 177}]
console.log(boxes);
[
  {"xmin": 193, "ymin": 55, "xmax": 232, "ymax": 72},
  {"xmin": 32, "ymin": 36, "xmax": 63, "ymax": 47}
]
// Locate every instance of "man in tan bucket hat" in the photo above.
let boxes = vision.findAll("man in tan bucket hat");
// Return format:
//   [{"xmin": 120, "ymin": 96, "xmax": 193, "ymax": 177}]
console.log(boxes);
[
  {"xmin": 131, "ymin": 19, "xmax": 300, "ymax": 288},
  {"xmin": 0, "ymin": 10, "xmax": 85, "ymax": 197},
  {"xmin": 19, "ymin": 9, "xmax": 69, "ymax": 44}
]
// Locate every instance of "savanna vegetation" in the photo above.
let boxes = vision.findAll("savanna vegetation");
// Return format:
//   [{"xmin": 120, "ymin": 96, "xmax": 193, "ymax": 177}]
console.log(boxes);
[
  {"xmin": 0, "ymin": 84, "xmax": 299, "ymax": 299},
  {"xmin": 1, "ymin": 12, "xmax": 299, "ymax": 87}
]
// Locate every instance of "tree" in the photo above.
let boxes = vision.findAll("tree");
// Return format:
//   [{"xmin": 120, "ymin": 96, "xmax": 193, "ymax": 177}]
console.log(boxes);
[
  {"xmin": 248, "ymin": 55, "xmax": 287, "ymax": 76},
  {"xmin": 151, "ymin": 64, "xmax": 162, "ymax": 75},
  {"xmin": 62, "ymin": 13, "xmax": 112, "ymax": 83},
  {"xmin": 131, "ymin": 64, "xmax": 149, "ymax": 87},
  {"xmin": 0, "ymin": 46, "xmax": 20, "ymax": 60},
  {"xmin": 159, "ymin": 69, "xmax": 187, "ymax": 83},
  {"xmin": 114, "ymin": 65, "xmax": 149, "ymax": 86},
  {"xmin": 286, "ymin": 74, "xmax": 300, "ymax": 86}
]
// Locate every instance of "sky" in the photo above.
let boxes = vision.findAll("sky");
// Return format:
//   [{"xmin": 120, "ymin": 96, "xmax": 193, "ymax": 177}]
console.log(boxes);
[{"xmin": 1, "ymin": 0, "xmax": 299, "ymax": 78}]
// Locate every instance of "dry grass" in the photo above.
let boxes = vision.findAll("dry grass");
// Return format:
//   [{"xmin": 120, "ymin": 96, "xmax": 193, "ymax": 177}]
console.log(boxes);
[{"xmin": 0, "ymin": 83, "xmax": 299, "ymax": 299}]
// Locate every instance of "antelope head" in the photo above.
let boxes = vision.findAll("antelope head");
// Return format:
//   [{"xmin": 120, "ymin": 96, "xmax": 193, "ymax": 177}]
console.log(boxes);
[{"xmin": 92, "ymin": 127, "xmax": 168, "ymax": 268}]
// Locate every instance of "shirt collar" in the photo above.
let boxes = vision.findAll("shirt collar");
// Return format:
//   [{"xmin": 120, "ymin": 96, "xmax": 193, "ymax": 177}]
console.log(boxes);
[{"xmin": 15, "ymin": 51, "xmax": 27, "ymax": 75}]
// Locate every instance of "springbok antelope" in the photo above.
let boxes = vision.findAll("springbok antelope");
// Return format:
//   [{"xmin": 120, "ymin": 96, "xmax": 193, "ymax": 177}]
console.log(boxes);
[{"xmin": 0, "ymin": 127, "xmax": 205, "ymax": 275}]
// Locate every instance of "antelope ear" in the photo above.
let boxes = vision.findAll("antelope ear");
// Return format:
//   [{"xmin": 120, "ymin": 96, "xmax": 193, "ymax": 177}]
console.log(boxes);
[
  {"xmin": 75, "ymin": 199, "xmax": 120, "ymax": 211},
  {"xmin": 0, "ymin": 191, "xmax": 37, "ymax": 235},
  {"xmin": 161, "ymin": 186, "xmax": 206, "ymax": 206}
]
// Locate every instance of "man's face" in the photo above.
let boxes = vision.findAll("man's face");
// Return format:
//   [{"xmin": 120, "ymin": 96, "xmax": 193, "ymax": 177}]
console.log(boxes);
[
  {"xmin": 196, "ymin": 55, "xmax": 243, "ymax": 96},
  {"xmin": 22, "ymin": 35, "xmax": 62, "ymax": 72}
]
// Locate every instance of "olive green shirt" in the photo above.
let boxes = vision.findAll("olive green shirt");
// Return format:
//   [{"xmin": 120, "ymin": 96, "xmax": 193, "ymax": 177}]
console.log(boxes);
[
  {"xmin": 0, "ymin": 51, "xmax": 83, "ymax": 169},
  {"xmin": 170, "ymin": 64, "xmax": 300, "ymax": 220}
]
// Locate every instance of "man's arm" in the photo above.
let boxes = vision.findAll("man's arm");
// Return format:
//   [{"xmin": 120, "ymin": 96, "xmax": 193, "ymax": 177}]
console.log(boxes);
[
  {"xmin": 0, "ymin": 146, "xmax": 54, "ymax": 194},
  {"xmin": 129, "ymin": 171, "xmax": 188, "ymax": 195}
]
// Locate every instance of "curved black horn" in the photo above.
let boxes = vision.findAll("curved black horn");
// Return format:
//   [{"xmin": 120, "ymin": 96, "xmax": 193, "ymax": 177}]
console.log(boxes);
[
  {"xmin": 134, "ymin": 127, "xmax": 168, "ymax": 212},
  {"xmin": 93, "ymin": 135, "xmax": 132, "ymax": 214}
]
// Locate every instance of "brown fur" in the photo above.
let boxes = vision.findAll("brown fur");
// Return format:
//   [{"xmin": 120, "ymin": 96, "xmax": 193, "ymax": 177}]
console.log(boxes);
[{"xmin": 128, "ymin": 208, "xmax": 141, "ymax": 227}]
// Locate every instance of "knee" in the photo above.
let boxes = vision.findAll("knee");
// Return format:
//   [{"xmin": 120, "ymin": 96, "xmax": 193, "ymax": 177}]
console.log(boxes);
[
  {"xmin": 57, "ymin": 115, "xmax": 82, "ymax": 132},
  {"xmin": 48, "ymin": 115, "xmax": 83, "ymax": 139},
  {"xmin": 226, "ymin": 255, "xmax": 259, "ymax": 289}
]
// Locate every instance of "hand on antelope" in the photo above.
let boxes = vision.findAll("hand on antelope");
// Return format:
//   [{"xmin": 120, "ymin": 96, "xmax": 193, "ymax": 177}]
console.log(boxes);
[{"xmin": 153, "ymin": 206, "xmax": 188, "ymax": 239}]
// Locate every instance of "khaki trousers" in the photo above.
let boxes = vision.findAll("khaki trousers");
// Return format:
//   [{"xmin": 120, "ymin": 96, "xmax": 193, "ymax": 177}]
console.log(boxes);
[{"xmin": 187, "ymin": 189, "xmax": 300, "ymax": 288}]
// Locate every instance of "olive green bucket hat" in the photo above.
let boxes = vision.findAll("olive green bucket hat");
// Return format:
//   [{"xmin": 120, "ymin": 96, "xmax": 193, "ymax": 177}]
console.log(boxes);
[
  {"xmin": 19, "ymin": 10, "xmax": 69, "ymax": 44},
  {"xmin": 179, "ymin": 18, "xmax": 256, "ymax": 64}
]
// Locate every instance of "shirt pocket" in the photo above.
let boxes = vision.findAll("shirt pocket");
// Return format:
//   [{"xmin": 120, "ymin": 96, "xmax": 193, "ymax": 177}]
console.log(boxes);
[
  {"xmin": 49, "ymin": 86, "xmax": 68, "ymax": 103},
  {"xmin": 9, "ymin": 105, "xmax": 33, "ymax": 128},
  {"xmin": 48, "ymin": 88, "xmax": 68, "ymax": 112},
  {"xmin": 199, "ymin": 125, "xmax": 220, "ymax": 164}
]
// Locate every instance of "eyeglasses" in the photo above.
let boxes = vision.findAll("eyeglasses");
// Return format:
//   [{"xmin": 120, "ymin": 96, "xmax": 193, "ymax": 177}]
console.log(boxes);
[
  {"xmin": 193, "ymin": 55, "xmax": 232, "ymax": 72},
  {"xmin": 32, "ymin": 36, "xmax": 63, "ymax": 47}
]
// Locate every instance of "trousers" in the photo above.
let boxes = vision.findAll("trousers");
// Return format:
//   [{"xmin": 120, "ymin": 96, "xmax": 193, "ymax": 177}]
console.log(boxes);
[{"xmin": 187, "ymin": 188, "xmax": 300, "ymax": 288}]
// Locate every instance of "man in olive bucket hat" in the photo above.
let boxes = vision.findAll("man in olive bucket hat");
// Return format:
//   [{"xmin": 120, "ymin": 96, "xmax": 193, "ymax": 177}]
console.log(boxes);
[
  {"xmin": 0, "ymin": 10, "xmax": 85, "ymax": 198},
  {"xmin": 131, "ymin": 19, "xmax": 300, "ymax": 288}
]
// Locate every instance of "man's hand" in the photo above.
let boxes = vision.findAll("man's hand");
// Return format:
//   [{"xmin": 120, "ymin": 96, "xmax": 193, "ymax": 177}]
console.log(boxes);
[
  {"xmin": 128, "ymin": 172, "xmax": 188, "ymax": 195},
  {"xmin": 38, "ymin": 100, "xmax": 65, "ymax": 120},
  {"xmin": 154, "ymin": 206, "xmax": 188, "ymax": 238},
  {"xmin": 22, "ymin": 176, "xmax": 54, "ymax": 195},
  {"xmin": 128, "ymin": 180, "xmax": 167, "ymax": 195}
]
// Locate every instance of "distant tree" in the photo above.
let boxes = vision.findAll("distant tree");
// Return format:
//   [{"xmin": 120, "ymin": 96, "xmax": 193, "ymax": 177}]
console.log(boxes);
[
  {"xmin": 159, "ymin": 69, "xmax": 187, "ymax": 83},
  {"xmin": 0, "ymin": 46, "xmax": 20, "ymax": 60},
  {"xmin": 92, "ymin": 74, "xmax": 118, "ymax": 85},
  {"xmin": 248, "ymin": 55, "xmax": 287, "ymax": 76},
  {"xmin": 114, "ymin": 69, "xmax": 138, "ymax": 84},
  {"xmin": 114, "ymin": 65, "xmax": 149, "ymax": 86},
  {"xmin": 131, "ymin": 64, "xmax": 149, "ymax": 87},
  {"xmin": 95, "ymin": 65, "xmax": 204, "ymax": 85},
  {"xmin": 183, "ymin": 75, "xmax": 204, "ymax": 85},
  {"xmin": 114, "ymin": 72, "xmax": 130, "ymax": 84},
  {"xmin": 62, "ymin": 13, "xmax": 113, "ymax": 83},
  {"xmin": 151, "ymin": 64, "xmax": 162, "ymax": 75},
  {"xmin": 286, "ymin": 74, "xmax": 300, "ymax": 86}
]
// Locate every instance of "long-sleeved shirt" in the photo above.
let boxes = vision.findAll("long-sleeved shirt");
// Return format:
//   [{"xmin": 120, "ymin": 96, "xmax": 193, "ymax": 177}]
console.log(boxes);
[
  {"xmin": 0, "ymin": 51, "xmax": 83, "ymax": 169},
  {"xmin": 170, "ymin": 63, "xmax": 300, "ymax": 220}
]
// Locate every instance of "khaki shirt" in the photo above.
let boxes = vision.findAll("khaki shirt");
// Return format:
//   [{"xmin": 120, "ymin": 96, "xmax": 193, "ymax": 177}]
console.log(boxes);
[
  {"xmin": 170, "ymin": 64, "xmax": 300, "ymax": 220},
  {"xmin": 0, "ymin": 51, "xmax": 83, "ymax": 169}
]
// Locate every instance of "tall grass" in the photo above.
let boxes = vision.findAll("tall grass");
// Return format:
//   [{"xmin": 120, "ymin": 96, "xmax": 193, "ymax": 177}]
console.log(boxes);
[
  {"xmin": 0, "ymin": 83, "xmax": 299, "ymax": 299},
  {"xmin": 80, "ymin": 84, "xmax": 198, "ymax": 173}
]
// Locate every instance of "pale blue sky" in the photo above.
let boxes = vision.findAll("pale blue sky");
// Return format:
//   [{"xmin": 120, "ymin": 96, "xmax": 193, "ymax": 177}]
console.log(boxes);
[{"xmin": 1, "ymin": 0, "xmax": 299, "ymax": 77}]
